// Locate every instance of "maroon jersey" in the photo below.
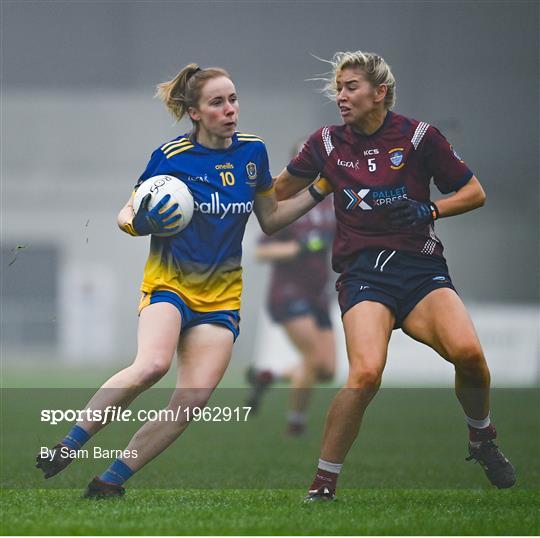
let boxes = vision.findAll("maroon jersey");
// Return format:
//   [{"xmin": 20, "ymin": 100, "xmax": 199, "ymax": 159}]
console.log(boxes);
[
  {"xmin": 287, "ymin": 111, "xmax": 473, "ymax": 273},
  {"xmin": 262, "ymin": 197, "xmax": 335, "ymax": 305}
]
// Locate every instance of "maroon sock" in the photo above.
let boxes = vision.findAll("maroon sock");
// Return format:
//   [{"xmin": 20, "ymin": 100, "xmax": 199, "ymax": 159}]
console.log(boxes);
[
  {"xmin": 309, "ymin": 467, "xmax": 338, "ymax": 493},
  {"xmin": 469, "ymin": 423, "xmax": 497, "ymax": 443}
]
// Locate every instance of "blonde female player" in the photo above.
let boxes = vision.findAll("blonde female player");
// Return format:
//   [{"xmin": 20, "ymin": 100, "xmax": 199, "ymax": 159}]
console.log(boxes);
[
  {"xmin": 36, "ymin": 63, "xmax": 330, "ymax": 497},
  {"xmin": 274, "ymin": 51, "xmax": 516, "ymax": 500}
]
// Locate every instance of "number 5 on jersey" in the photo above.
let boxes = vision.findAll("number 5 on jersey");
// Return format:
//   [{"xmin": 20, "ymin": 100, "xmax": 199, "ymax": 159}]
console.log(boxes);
[
  {"xmin": 220, "ymin": 171, "xmax": 235, "ymax": 186},
  {"xmin": 368, "ymin": 158, "xmax": 377, "ymax": 172}
]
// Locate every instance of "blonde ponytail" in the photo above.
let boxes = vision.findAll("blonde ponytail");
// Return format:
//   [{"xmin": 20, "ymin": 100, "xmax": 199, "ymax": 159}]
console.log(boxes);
[{"xmin": 155, "ymin": 63, "xmax": 200, "ymax": 121}]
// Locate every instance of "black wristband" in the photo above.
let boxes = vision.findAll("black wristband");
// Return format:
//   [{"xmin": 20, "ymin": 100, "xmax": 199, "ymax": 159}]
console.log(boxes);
[
  {"xmin": 429, "ymin": 201, "xmax": 440, "ymax": 221},
  {"xmin": 308, "ymin": 184, "xmax": 325, "ymax": 203}
]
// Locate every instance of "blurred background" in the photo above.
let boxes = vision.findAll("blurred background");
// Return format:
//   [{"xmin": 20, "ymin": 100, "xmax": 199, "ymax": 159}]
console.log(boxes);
[{"xmin": 2, "ymin": 0, "xmax": 538, "ymax": 387}]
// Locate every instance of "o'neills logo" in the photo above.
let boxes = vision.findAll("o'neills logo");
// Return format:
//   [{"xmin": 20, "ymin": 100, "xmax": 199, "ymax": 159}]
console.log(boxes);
[
  {"xmin": 194, "ymin": 192, "xmax": 253, "ymax": 220},
  {"xmin": 215, "ymin": 162, "xmax": 234, "ymax": 170}
]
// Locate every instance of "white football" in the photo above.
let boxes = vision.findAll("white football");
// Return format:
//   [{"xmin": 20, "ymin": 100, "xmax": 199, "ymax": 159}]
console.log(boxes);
[{"xmin": 133, "ymin": 175, "xmax": 194, "ymax": 237}]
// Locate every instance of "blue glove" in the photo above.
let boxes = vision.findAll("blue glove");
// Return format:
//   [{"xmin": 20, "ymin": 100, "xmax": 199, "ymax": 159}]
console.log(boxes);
[
  {"xmin": 132, "ymin": 193, "xmax": 181, "ymax": 236},
  {"xmin": 387, "ymin": 198, "xmax": 439, "ymax": 227}
]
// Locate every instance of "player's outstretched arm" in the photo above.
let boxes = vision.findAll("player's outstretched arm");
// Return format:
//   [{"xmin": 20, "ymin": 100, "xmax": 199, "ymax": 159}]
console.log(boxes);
[
  {"xmin": 254, "ymin": 189, "xmax": 317, "ymax": 236},
  {"xmin": 254, "ymin": 178, "xmax": 332, "ymax": 235},
  {"xmin": 274, "ymin": 168, "xmax": 312, "ymax": 201},
  {"xmin": 256, "ymin": 232, "xmax": 329, "ymax": 261},
  {"xmin": 256, "ymin": 241, "xmax": 301, "ymax": 262}
]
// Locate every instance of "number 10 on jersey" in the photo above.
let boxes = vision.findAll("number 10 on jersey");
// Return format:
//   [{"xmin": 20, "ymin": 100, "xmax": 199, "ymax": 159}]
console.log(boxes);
[{"xmin": 220, "ymin": 172, "xmax": 235, "ymax": 186}]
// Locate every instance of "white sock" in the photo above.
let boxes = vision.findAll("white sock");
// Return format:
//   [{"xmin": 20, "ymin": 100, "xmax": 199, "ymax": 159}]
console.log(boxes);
[
  {"xmin": 466, "ymin": 413, "xmax": 491, "ymax": 430},
  {"xmin": 318, "ymin": 458, "xmax": 343, "ymax": 474}
]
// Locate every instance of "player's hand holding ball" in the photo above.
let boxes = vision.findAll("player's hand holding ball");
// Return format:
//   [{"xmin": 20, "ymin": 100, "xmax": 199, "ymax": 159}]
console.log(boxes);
[
  {"xmin": 387, "ymin": 198, "xmax": 439, "ymax": 227},
  {"xmin": 132, "ymin": 193, "xmax": 181, "ymax": 236},
  {"xmin": 130, "ymin": 175, "xmax": 194, "ymax": 237}
]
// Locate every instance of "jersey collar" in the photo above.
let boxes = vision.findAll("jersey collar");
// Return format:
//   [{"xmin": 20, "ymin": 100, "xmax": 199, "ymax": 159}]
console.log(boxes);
[
  {"xmin": 342, "ymin": 110, "xmax": 393, "ymax": 144},
  {"xmin": 187, "ymin": 131, "xmax": 239, "ymax": 152}
]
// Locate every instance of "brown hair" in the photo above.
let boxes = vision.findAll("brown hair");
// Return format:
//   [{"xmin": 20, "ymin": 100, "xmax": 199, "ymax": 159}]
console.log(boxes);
[{"xmin": 155, "ymin": 64, "xmax": 232, "ymax": 124}]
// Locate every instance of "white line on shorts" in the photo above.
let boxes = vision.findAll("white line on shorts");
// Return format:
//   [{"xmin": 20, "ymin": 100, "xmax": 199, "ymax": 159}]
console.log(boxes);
[
  {"xmin": 379, "ymin": 250, "xmax": 396, "ymax": 272},
  {"xmin": 374, "ymin": 250, "xmax": 387, "ymax": 269}
]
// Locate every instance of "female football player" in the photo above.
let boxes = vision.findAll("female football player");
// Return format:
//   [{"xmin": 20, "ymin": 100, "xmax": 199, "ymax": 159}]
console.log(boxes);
[
  {"xmin": 274, "ymin": 51, "xmax": 516, "ymax": 500},
  {"xmin": 36, "ymin": 63, "xmax": 330, "ymax": 497},
  {"xmin": 246, "ymin": 144, "xmax": 336, "ymax": 435}
]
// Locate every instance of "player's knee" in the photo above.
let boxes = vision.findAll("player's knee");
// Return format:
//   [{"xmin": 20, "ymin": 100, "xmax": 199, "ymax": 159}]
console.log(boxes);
[
  {"xmin": 187, "ymin": 392, "xmax": 213, "ymax": 410},
  {"xmin": 316, "ymin": 363, "xmax": 335, "ymax": 382},
  {"xmin": 347, "ymin": 366, "xmax": 382, "ymax": 392},
  {"xmin": 174, "ymin": 389, "xmax": 214, "ymax": 419},
  {"xmin": 317, "ymin": 368, "xmax": 334, "ymax": 382},
  {"xmin": 134, "ymin": 361, "xmax": 170, "ymax": 387},
  {"xmin": 450, "ymin": 342, "xmax": 487, "ymax": 373}
]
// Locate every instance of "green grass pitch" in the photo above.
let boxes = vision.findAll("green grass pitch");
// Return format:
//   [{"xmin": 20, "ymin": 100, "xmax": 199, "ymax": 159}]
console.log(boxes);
[
  {"xmin": 1, "ymin": 364, "xmax": 538, "ymax": 535},
  {"xmin": 2, "ymin": 488, "xmax": 538, "ymax": 535}
]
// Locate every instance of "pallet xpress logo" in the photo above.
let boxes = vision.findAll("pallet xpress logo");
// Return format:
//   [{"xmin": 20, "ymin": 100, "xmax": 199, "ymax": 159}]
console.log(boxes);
[
  {"xmin": 344, "ymin": 185, "xmax": 408, "ymax": 210},
  {"xmin": 344, "ymin": 188, "xmax": 372, "ymax": 210}
]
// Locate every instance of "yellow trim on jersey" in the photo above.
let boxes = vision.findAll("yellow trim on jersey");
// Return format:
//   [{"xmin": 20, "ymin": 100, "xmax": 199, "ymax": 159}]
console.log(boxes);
[
  {"xmin": 166, "ymin": 144, "xmax": 195, "ymax": 159},
  {"xmin": 141, "ymin": 246, "xmax": 244, "ymax": 312},
  {"xmin": 236, "ymin": 132, "xmax": 264, "ymax": 143},
  {"xmin": 140, "ymin": 279, "xmax": 242, "ymax": 312},
  {"xmin": 138, "ymin": 292, "xmax": 152, "ymax": 313},
  {"xmin": 138, "ymin": 289, "xmax": 240, "ymax": 314},
  {"xmin": 163, "ymin": 141, "xmax": 192, "ymax": 154},
  {"xmin": 256, "ymin": 185, "xmax": 275, "ymax": 196},
  {"xmin": 161, "ymin": 138, "xmax": 191, "ymax": 152},
  {"xmin": 236, "ymin": 132, "xmax": 261, "ymax": 137}
]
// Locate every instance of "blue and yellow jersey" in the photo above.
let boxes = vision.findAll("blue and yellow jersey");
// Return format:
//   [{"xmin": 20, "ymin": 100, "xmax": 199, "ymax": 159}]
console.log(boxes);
[{"xmin": 135, "ymin": 132, "xmax": 274, "ymax": 312}]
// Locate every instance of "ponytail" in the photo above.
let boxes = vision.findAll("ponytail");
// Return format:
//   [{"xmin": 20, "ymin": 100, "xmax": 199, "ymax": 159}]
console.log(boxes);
[
  {"xmin": 155, "ymin": 63, "xmax": 201, "ymax": 122},
  {"xmin": 155, "ymin": 64, "xmax": 232, "ymax": 123}
]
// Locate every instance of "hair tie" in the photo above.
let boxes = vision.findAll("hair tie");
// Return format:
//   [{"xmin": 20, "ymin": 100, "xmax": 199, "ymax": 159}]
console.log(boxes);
[{"xmin": 187, "ymin": 66, "xmax": 202, "ymax": 82}]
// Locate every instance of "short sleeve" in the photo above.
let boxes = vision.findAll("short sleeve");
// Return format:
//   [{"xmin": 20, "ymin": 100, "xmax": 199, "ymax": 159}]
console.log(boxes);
[
  {"xmin": 256, "ymin": 144, "xmax": 274, "ymax": 193},
  {"xmin": 423, "ymin": 127, "xmax": 473, "ymax": 194},
  {"xmin": 135, "ymin": 148, "xmax": 165, "ymax": 189},
  {"xmin": 287, "ymin": 129, "xmax": 326, "ymax": 179}
]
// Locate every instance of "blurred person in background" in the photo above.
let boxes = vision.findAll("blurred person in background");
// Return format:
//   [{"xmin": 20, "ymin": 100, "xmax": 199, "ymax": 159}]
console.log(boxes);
[
  {"xmin": 36, "ymin": 63, "xmax": 326, "ymax": 498},
  {"xmin": 246, "ymin": 143, "xmax": 336, "ymax": 435},
  {"xmin": 274, "ymin": 50, "xmax": 516, "ymax": 501}
]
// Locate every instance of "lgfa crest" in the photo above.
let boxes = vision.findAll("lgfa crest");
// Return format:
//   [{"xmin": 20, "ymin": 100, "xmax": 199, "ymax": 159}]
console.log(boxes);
[
  {"xmin": 388, "ymin": 147, "xmax": 405, "ymax": 170},
  {"xmin": 246, "ymin": 161, "xmax": 257, "ymax": 181}
]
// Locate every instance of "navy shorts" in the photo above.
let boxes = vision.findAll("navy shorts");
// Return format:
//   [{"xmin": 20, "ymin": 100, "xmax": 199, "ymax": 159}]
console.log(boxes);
[
  {"xmin": 336, "ymin": 249, "xmax": 457, "ymax": 328},
  {"xmin": 139, "ymin": 290, "xmax": 241, "ymax": 341},
  {"xmin": 268, "ymin": 298, "xmax": 333, "ymax": 329}
]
